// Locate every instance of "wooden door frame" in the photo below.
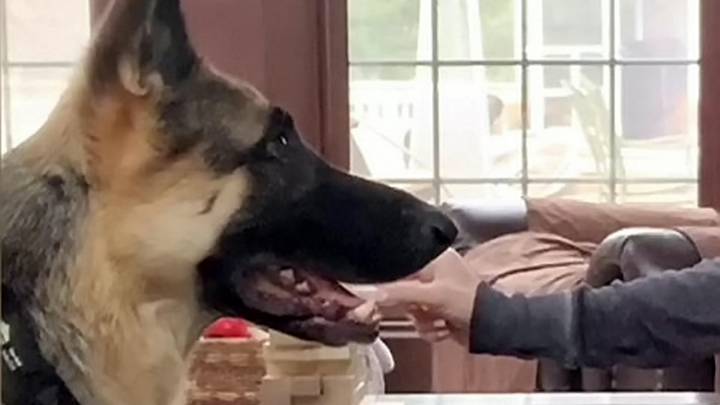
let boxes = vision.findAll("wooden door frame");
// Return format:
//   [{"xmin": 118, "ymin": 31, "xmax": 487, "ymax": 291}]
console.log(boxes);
[
  {"xmin": 700, "ymin": 0, "xmax": 720, "ymax": 209},
  {"xmin": 90, "ymin": 0, "xmax": 350, "ymax": 169}
]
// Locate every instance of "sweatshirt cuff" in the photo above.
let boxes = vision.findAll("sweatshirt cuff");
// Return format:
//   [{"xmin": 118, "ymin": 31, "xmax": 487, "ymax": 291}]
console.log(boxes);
[
  {"xmin": 469, "ymin": 283, "xmax": 577, "ymax": 365},
  {"xmin": 469, "ymin": 283, "xmax": 519, "ymax": 355}
]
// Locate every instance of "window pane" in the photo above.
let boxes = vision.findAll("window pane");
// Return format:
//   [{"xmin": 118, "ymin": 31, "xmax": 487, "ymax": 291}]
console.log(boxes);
[
  {"xmin": 387, "ymin": 183, "xmax": 436, "ymax": 204},
  {"xmin": 440, "ymin": 183, "xmax": 522, "ymax": 202},
  {"xmin": 527, "ymin": 65, "xmax": 610, "ymax": 179},
  {"xmin": 350, "ymin": 66, "xmax": 434, "ymax": 179},
  {"xmin": 616, "ymin": 65, "xmax": 699, "ymax": 179},
  {"xmin": 2, "ymin": 105, "xmax": 9, "ymax": 155},
  {"xmin": 616, "ymin": 183, "xmax": 698, "ymax": 207},
  {"xmin": 527, "ymin": 0, "xmax": 609, "ymax": 60},
  {"xmin": 617, "ymin": 0, "xmax": 700, "ymax": 60},
  {"xmin": 1, "ymin": 67, "xmax": 8, "ymax": 155},
  {"xmin": 528, "ymin": 182, "xmax": 611, "ymax": 202},
  {"xmin": 438, "ymin": 0, "xmax": 519, "ymax": 60},
  {"xmin": 439, "ymin": 66, "xmax": 522, "ymax": 178},
  {"xmin": 348, "ymin": 0, "xmax": 423, "ymax": 62},
  {"xmin": 8, "ymin": 67, "xmax": 73, "ymax": 148},
  {"xmin": 347, "ymin": 0, "xmax": 700, "ymax": 207},
  {"xmin": 7, "ymin": 0, "xmax": 90, "ymax": 63}
]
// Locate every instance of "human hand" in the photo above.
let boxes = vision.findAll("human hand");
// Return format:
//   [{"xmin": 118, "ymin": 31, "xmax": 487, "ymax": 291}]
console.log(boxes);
[{"xmin": 377, "ymin": 249, "xmax": 481, "ymax": 345}]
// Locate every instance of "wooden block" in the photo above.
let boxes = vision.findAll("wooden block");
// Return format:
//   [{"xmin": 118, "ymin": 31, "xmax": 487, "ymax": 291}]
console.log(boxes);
[
  {"xmin": 264, "ymin": 343, "xmax": 370, "ymax": 379},
  {"xmin": 268, "ymin": 331, "xmax": 321, "ymax": 348},
  {"xmin": 290, "ymin": 376, "xmax": 321, "ymax": 396},
  {"xmin": 265, "ymin": 360, "xmax": 354, "ymax": 378},
  {"xmin": 260, "ymin": 331, "xmax": 371, "ymax": 405},
  {"xmin": 319, "ymin": 374, "xmax": 367, "ymax": 405},
  {"xmin": 260, "ymin": 375, "xmax": 367, "ymax": 405},
  {"xmin": 264, "ymin": 345, "xmax": 351, "ymax": 362},
  {"xmin": 263, "ymin": 343, "xmax": 358, "ymax": 377},
  {"xmin": 260, "ymin": 376, "xmax": 292, "ymax": 405}
]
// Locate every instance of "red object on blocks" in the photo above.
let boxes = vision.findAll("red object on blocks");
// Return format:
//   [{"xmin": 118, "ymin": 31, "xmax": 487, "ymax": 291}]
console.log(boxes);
[{"xmin": 205, "ymin": 318, "xmax": 252, "ymax": 339}]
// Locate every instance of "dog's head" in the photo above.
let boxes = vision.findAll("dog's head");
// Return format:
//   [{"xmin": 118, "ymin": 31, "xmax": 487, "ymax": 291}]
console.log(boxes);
[{"xmin": 83, "ymin": 0, "xmax": 456, "ymax": 346}]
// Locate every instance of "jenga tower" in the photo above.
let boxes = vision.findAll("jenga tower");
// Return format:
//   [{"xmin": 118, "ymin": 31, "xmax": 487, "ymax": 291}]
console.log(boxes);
[{"xmin": 260, "ymin": 331, "xmax": 370, "ymax": 405}]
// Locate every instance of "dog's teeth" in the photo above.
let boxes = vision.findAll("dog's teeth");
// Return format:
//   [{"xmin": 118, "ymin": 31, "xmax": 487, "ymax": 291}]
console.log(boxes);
[
  {"xmin": 279, "ymin": 269, "xmax": 295, "ymax": 286},
  {"xmin": 350, "ymin": 300, "xmax": 376, "ymax": 322},
  {"xmin": 295, "ymin": 281, "xmax": 312, "ymax": 294}
]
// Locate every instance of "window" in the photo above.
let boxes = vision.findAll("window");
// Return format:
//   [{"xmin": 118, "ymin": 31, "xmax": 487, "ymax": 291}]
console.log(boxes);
[
  {"xmin": 349, "ymin": 0, "xmax": 700, "ymax": 206},
  {"xmin": 1, "ymin": 0, "xmax": 92, "ymax": 155}
]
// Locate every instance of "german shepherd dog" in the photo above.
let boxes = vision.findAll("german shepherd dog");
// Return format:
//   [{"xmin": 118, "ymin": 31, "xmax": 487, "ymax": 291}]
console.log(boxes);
[{"xmin": 0, "ymin": 0, "xmax": 457, "ymax": 404}]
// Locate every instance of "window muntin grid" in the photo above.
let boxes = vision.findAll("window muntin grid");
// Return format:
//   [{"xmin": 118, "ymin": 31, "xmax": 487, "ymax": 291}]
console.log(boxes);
[{"xmin": 349, "ymin": 0, "xmax": 700, "ymax": 206}]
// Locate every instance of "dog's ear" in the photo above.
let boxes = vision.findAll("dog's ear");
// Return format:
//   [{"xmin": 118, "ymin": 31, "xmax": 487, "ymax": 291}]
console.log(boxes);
[
  {"xmin": 88, "ymin": 0, "xmax": 198, "ymax": 96},
  {"xmin": 80, "ymin": 0, "xmax": 199, "ymax": 188}
]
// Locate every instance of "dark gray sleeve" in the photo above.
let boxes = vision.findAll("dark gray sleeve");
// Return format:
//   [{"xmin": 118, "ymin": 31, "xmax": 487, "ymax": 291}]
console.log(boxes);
[{"xmin": 469, "ymin": 259, "xmax": 720, "ymax": 368}]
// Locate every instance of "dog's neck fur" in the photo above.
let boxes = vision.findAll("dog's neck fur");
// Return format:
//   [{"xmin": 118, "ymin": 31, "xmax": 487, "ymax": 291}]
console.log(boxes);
[
  {"xmin": 59, "ymin": 230, "xmax": 211, "ymax": 405},
  {"xmin": 1, "ymin": 78, "xmax": 218, "ymax": 405}
]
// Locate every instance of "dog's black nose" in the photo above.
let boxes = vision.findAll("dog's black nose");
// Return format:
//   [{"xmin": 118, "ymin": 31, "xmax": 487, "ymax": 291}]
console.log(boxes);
[{"xmin": 423, "ymin": 211, "xmax": 458, "ymax": 246}]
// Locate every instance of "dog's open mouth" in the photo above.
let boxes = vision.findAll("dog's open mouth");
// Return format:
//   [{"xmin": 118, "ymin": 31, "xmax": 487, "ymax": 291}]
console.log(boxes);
[
  {"xmin": 200, "ymin": 258, "xmax": 381, "ymax": 346},
  {"xmin": 240, "ymin": 266, "xmax": 381, "ymax": 345}
]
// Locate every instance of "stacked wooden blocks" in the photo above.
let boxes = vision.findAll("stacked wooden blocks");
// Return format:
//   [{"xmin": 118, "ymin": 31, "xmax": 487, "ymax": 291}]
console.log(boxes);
[{"xmin": 260, "ymin": 332, "xmax": 370, "ymax": 405}]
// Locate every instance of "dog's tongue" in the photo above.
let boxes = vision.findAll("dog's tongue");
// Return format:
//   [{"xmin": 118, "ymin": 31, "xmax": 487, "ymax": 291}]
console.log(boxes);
[
  {"xmin": 268, "ymin": 268, "xmax": 379, "ymax": 323},
  {"xmin": 292, "ymin": 275, "xmax": 381, "ymax": 328},
  {"xmin": 277, "ymin": 275, "xmax": 382, "ymax": 345}
]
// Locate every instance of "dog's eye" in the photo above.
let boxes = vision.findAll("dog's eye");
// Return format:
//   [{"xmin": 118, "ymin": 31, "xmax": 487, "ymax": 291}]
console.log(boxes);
[
  {"xmin": 270, "ymin": 134, "xmax": 289, "ymax": 151},
  {"xmin": 264, "ymin": 133, "xmax": 290, "ymax": 160}
]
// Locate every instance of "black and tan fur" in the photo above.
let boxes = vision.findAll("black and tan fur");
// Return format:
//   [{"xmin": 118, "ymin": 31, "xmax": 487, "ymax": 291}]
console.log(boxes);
[{"xmin": 0, "ymin": 1, "xmax": 457, "ymax": 404}]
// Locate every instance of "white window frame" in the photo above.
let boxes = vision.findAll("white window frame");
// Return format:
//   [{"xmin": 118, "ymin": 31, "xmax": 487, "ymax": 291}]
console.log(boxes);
[
  {"xmin": 349, "ymin": 0, "xmax": 700, "ymax": 205},
  {"xmin": 1, "ymin": 0, "xmax": 91, "ymax": 154}
]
